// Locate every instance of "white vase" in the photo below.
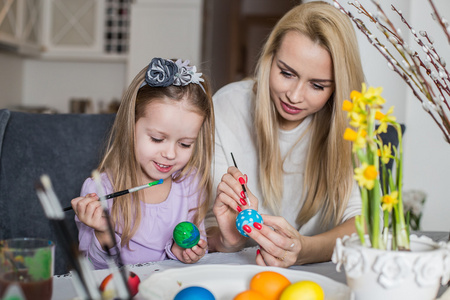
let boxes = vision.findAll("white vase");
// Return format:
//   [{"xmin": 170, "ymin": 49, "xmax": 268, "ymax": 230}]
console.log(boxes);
[{"xmin": 332, "ymin": 234, "xmax": 450, "ymax": 300}]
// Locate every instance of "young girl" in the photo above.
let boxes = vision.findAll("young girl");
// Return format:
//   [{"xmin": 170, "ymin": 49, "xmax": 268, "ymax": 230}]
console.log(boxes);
[{"xmin": 71, "ymin": 57, "xmax": 214, "ymax": 269}]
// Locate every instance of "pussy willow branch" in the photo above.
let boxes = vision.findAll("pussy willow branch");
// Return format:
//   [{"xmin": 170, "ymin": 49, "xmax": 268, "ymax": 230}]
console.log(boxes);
[
  {"xmin": 333, "ymin": 0, "xmax": 450, "ymax": 143},
  {"xmin": 390, "ymin": 6, "xmax": 450, "ymax": 109},
  {"xmin": 428, "ymin": 0, "xmax": 450, "ymax": 44}
]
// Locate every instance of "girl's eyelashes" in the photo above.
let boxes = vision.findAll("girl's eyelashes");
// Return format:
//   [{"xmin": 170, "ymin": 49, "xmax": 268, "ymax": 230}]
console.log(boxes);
[
  {"xmin": 180, "ymin": 143, "xmax": 192, "ymax": 148},
  {"xmin": 151, "ymin": 137, "xmax": 163, "ymax": 143},
  {"xmin": 151, "ymin": 137, "xmax": 193, "ymax": 148}
]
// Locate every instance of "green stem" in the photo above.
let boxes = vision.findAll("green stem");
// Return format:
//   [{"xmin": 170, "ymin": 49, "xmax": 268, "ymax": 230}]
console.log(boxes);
[
  {"xmin": 370, "ymin": 179, "xmax": 383, "ymax": 249},
  {"xmin": 383, "ymin": 209, "xmax": 389, "ymax": 245},
  {"xmin": 355, "ymin": 215, "xmax": 366, "ymax": 246},
  {"xmin": 393, "ymin": 123, "xmax": 409, "ymax": 250}
]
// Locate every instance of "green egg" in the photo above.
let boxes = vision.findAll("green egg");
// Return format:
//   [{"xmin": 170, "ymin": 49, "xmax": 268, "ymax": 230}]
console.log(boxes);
[{"xmin": 173, "ymin": 221, "xmax": 200, "ymax": 249}]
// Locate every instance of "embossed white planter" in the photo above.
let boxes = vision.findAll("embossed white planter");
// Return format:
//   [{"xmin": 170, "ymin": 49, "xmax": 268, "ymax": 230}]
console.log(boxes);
[{"xmin": 332, "ymin": 234, "xmax": 450, "ymax": 300}]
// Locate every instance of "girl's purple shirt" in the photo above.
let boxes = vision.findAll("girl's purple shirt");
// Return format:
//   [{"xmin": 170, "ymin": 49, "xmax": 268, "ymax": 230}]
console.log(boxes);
[{"xmin": 75, "ymin": 172, "xmax": 207, "ymax": 269}]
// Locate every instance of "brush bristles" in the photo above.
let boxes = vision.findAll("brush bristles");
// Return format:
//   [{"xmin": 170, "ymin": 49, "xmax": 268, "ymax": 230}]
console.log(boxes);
[
  {"xmin": 40, "ymin": 174, "xmax": 52, "ymax": 191},
  {"xmin": 91, "ymin": 170, "xmax": 101, "ymax": 182}
]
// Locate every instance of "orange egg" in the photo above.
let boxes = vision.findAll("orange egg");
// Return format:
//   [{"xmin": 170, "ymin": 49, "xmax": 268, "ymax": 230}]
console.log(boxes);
[
  {"xmin": 249, "ymin": 271, "xmax": 291, "ymax": 300},
  {"xmin": 233, "ymin": 289, "xmax": 269, "ymax": 300}
]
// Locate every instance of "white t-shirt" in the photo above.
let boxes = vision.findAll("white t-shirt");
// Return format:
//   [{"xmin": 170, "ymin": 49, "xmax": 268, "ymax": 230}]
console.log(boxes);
[{"xmin": 209, "ymin": 80, "xmax": 361, "ymax": 236}]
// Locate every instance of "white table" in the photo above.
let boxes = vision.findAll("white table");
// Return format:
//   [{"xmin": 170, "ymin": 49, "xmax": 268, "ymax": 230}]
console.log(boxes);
[{"xmin": 52, "ymin": 231, "xmax": 449, "ymax": 300}]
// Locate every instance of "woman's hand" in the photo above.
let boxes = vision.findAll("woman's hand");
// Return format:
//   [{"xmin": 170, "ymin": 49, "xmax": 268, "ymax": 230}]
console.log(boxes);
[
  {"xmin": 249, "ymin": 216, "xmax": 358, "ymax": 267},
  {"xmin": 172, "ymin": 239, "xmax": 207, "ymax": 264},
  {"xmin": 212, "ymin": 166, "xmax": 259, "ymax": 251},
  {"xmin": 245, "ymin": 214, "xmax": 303, "ymax": 268}
]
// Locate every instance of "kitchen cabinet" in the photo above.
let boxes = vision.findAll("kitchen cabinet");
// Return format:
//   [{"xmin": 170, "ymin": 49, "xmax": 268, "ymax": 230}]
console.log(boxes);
[{"xmin": 0, "ymin": 0, "xmax": 129, "ymax": 61}]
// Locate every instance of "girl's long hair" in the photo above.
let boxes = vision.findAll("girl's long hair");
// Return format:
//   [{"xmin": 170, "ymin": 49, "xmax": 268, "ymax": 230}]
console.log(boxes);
[
  {"xmin": 254, "ymin": 1, "xmax": 364, "ymax": 228},
  {"xmin": 98, "ymin": 64, "xmax": 214, "ymax": 247}
]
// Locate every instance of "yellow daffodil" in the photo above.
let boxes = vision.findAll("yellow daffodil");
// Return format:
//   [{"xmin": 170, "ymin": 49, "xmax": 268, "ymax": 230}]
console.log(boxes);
[
  {"xmin": 344, "ymin": 128, "xmax": 367, "ymax": 152},
  {"xmin": 354, "ymin": 162, "xmax": 378, "ymax": 190},
  {"xmin": 375, "ymin": 110, "xmax": 385, "ymax": 120},
  {"xmin": 343, "ymin": 128, "xmax": 358, "ymax": 141},
  {"xmin": 381, "ymin": 191, "xmax": 399, "ymax": 212},
  {"xmin": 354, "ymin": 128, "xmax": 367, "ymax": 151},
  {"xmin": 355, "ymin": 83, "xmax": 386, "ymax": 107},
  {"xmin": 350, "ymin": 89, "xmax": 362, "ymax": 101},
  {"xmin": 376, "ymin": 106, "xmax": 397, "ymax": 134},
  {"xmin": 377, "ymin": 142, "xmax": 392, "ymax": 165},
  {"xmin": 342, "ymin": 100, "xmax": 353, "ymax": 112},
  {"xmin": 349, "ymin": 111, "xmax": 367, "ymax": 129}
]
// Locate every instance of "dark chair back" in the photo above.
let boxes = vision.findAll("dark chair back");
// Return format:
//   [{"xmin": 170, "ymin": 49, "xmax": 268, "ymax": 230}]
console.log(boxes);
[
  {"xmin": 0, "ymin": 109, "xmax": 115, "ymax": 275},
  {"xmin": 377, "ymin": 123, "xmax": 406, "ymax": 192}
]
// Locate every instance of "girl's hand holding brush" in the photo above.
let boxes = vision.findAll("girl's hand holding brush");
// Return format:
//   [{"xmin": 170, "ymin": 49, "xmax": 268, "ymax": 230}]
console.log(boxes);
[
  {"xmin": 71, "ymin": 193, "xmax": 113, "ymax": 246},
  {"xmin": 72, "ymin": 193, "xmax": 109, "ymax": 231}
]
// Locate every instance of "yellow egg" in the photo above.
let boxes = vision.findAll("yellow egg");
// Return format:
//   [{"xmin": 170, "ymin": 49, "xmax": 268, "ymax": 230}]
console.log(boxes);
[
  {"xmin": 249, "ymin": 271, "xmax": 290, "ymax": 300},
  {"xmin": 279, "ymin": 280, "xmax": 324, "ymax": 300}
]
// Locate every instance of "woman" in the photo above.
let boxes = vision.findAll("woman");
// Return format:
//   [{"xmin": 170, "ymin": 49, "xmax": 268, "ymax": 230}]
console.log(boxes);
[{"xmin": 207, "ymin": 1, "xmax": 365, "ymax": 267}]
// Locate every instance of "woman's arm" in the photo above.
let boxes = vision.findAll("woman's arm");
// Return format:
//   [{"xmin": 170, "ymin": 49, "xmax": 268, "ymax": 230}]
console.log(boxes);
[
  {"xmin": 295, "ymin": 217, "xmax": 357, "ymax": 264},
  {"xmin": 248, "ymin": 215, "xmax": 357, "ymax": 267}
]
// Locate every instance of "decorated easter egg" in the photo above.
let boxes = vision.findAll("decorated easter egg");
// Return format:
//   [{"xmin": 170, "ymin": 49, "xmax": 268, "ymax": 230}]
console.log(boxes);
[
  {"xmin": 173, "ymin": 221, "xmax": 200, "ymax": 248},
  {"xmin": 235, "ymin": 209, "xmax": 263, "ymax": 237},
  {"xmin": 174, "ymin": 286, "xmax": 215, "ymax": 300},
  {"xmin": 99, "ymin": 271, "xmax": 140, "ymax": 299}
]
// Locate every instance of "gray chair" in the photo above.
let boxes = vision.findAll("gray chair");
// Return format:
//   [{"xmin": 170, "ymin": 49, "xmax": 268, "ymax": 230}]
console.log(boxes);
[{"xmin": 0, "ymin": 109, "xmax": 115, "ymax": 275}]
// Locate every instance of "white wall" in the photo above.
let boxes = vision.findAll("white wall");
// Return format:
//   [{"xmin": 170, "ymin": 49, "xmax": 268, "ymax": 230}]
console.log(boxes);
[
  {"xmin": 22, "ymin": 59, "xmax": 127, "ymax": 113},
  {"xmin": 126, "ymin": 0, "xmax": 203, "ymax": 85}
]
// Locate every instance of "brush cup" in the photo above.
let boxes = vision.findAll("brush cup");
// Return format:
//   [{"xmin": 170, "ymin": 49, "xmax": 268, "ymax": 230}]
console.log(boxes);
[{"xmin": 0, "ymin": 238, "xmax": 55, "ymax": 300}]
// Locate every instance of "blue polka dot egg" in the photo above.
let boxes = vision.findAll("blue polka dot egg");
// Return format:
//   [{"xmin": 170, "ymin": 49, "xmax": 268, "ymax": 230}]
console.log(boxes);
[{"xmin": 235, "ymin": 209, "xmax": 263, "ymax": 237}]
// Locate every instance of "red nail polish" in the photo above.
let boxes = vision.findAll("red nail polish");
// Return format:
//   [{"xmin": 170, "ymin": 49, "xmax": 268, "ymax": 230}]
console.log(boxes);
[
  {"xmin": 237, "ymin": 206, "xmax": 242, "ymax": 212},
  {"xmin": 243, "ymin": 225, "xmax": 252, "ymax": 233},
  {"xmin": 240, "ymin": 191, "xmax": 245, "ymax": 198},
  {"xmin": 239, "ymin": 177, "xmax": 246, "ymax": 185},
  {"xmin": 245, "ymin": 174, "xmax": 248, "ymax": 183},
  {"xmin": 240, "ymin": 198, "xmax": 247, "ymax": 206},
  {"xmin": 256, "ymin": 249, "xmax": 260, "ymax": 256},
  {"xmin": 253, "ymin": 222, "xmax": 262, "ymax": 230}
]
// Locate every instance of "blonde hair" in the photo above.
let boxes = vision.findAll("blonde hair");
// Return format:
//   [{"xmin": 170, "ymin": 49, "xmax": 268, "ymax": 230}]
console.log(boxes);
[
  {"xmin": 98, "ymin": 63, "xmax": 214, "ymax": 247},
  {"xmin": 254, "ymin": 1, "xmax": 364, "ymax": 228}
]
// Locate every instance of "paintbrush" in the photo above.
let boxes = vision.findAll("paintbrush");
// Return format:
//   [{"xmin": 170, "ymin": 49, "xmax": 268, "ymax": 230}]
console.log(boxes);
[
  {"xmin": 91, "ymin": 170, "xmax": 131, "ymax": 299},
  {"xmin": 230, "ymin": 152, "xmax": 251, "ymax": 207},
  {"xmin": 63, "ymin": 179, "xmax": 163, "ymax": 211},
  {"xmin": 35, "ymin": 175, "xmax": 101, "ymax": 299}
]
